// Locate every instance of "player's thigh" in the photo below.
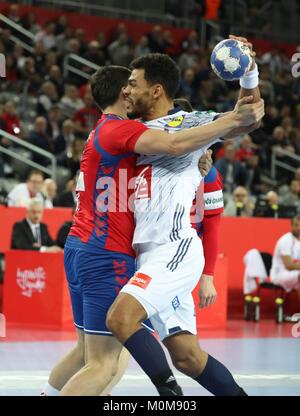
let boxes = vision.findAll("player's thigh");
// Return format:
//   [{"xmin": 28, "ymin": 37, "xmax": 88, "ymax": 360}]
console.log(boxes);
[
  {"xmin": 272, "ymin": 271, "xmax": 300, "ymax": 291},
  {"xmin": 107, "ymin": 292, "xmax": 149, "ymax": 325},
  {"xmin": 77, "ymin": 249, "xmax": 136, "ymax": 334},
  {"xmin": 121, "ymin": 237, "xmax": 204, "ymax": 320},
  {"xmin": 151, "ymin": 293, "xmax": 196, "ymax": 341},
  {"xmin": 64, "ymin": 247, "xmax": 84, "ymax": 330}
]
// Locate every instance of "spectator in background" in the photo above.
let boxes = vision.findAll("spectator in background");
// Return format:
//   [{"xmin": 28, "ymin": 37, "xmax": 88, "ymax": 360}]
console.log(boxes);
[
  {"xmin": 73, "ymin": 93, "xmax": 99, "ymax": 137},
  {"xmin": 1, "ymin": 101, "xmax": 21, "ymax": 136},
  {"xmin": 270, "ymin": 215, "xmax": 300, "ymax": 303},
  {"xmin": 46, "ymin": 105, "xmax": 63, "ymax": 142},
  {"xmin": 42, "ymin": 178, "xmax": 58, "ymax": 208},
  {"xmin": 134, "ymin": 36, "xmax": 151, "ymax": 58},
  {"xmin": 253, "ymin": 190, "xmax": 281, "ymax": 218},
  {"xmin": 214, "ymin": 143, "xmax": 248, "ymax": 195},
  {"xmin": 177, "ymin": 45, "xmax": 199, "ymax": 71},
  {"xmin": 245, "ymin": 155, "xmax": 266, "ymax": 196},
  {"xmin": 45, "ymin": 65, "xmax": 65, "ymax": 97},
  {"xmin": 35, "ymin": 21, "xmax": 57, "ymax": 51},
  {"xmin": 54, "ymin": 176, "xmax": 77, "ymax": 207},
  {"xmin": 280, "ymin": 180, "xmax": 300, "ymax": 211},
  {"xmin": 11, "ymin": 198, "xmax": 62, "ymax": 252},
  {"xmin": 235, "ymin": 134, "xmax": 257, "ymax": 163},
  {"xmin": 83, "ymin": 41, "xmax": 106, "ymax": 70},
  {"xmin": 18, "ymin": 56, "xmax": 42, "ymax": 93},
  {"xmin": 147, "ymin": 25, "xmax": 166, "ymax": 53},
  {"xmin": 6, "ymin": 4, "xmax": 21, "ymax": 25},
  {"xmin": 55, "ymin": 119, "xmax": 75, "ymax": 155},
  {"xmin": 37, "ymin": 81, "xmax": 59, "ymax": 117},
  {"xmin": 55, "ymin": 14, "xmax": 69, "ymax": 36},
  {"xmin": 108, "ymin": 33, "xmax": 134, "ymax": 67},
  {"xmin": 224, "ymin": 186, "xmax": 254, "ymax": 217},
  {"xmin": 29, "ymin": 116, "xmax": 53, "ymax": 165},
  {"xmin": 182, "ymin": 30, "xmax": 201, "ymax": 53},
  {"xmin": 58, "ymin": 137, "xmax": 85, "ymax": 178},
  {"xmin": 56, "ymin": 26, "xmax": 74, "ymax": 54},
  {"xmin": 21, "ymin": 12, "xmax": 41, "ymax": 35},
  {"xmin": 178, "ymin": 68, "xmax": 196, "ymax": 104},
  {"xmin": 7, "ymin": 170, "xmax": 44, "ymax": 207},
  {"xmin": 59, "ymin": 85, "xmax": 84, "ymax": 119}
]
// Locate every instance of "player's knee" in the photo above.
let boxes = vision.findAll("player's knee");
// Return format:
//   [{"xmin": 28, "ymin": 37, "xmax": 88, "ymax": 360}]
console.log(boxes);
[
  {"xmin": 87, "ymin": 356, "xmax": 119, "ymax": 379},
  {"xmin": 106, "ymin": 309, "xmax": 130, "ymax": 336},
  {"xmin": 172, "ymin": 351, "xmax": 203, "ymax": 377}
]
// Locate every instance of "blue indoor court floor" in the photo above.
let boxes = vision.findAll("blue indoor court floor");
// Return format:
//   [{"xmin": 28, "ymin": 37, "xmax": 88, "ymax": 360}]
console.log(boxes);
[{"xmin": 0, "ymin": 320, "xmax": 299, "ymax": 396}]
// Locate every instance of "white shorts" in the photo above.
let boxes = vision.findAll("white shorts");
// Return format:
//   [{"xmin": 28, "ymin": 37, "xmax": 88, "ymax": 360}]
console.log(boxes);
[
  {"xmin": 271, "ymin": 270, "xmax": 300, "ymax": 292},
  {"xmin": 121, "ymin": 235, "xmax": 204, "ymax": 340}
]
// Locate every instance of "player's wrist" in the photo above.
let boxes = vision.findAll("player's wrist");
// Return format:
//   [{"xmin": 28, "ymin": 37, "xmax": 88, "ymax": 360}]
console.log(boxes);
[{"xmin": 240, "ymin": 63, "xmax": 259, "ymax": 89}]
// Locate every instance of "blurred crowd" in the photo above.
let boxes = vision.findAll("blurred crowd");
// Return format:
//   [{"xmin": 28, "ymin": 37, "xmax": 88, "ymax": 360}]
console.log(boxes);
[{"xmin": 0, "ymin": 3, "xmax": 299, "ymax": 217}]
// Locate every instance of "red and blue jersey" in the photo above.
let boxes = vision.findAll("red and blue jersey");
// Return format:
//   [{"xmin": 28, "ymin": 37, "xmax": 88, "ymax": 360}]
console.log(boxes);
[{"xmin": 69, "ymin": 113, "xmax": 148, "ymax": 257}]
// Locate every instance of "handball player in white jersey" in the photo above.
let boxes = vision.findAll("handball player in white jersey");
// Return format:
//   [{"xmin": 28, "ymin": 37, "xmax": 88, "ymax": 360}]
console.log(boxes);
[{"xmin": 108, "ymin": 44, "xmax": 263, "ymax": 396}]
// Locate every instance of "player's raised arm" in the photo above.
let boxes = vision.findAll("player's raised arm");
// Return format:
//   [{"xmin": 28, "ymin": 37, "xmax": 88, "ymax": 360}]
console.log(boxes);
[{"xmin": 134, "ymin": 97, "xmax": 264, "ymax": 156}]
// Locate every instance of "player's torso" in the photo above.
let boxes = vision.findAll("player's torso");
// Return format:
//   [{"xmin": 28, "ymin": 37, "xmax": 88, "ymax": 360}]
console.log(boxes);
[
  {"xmin": 133, "ymin": 110, "xmax": 218, "ymax": 247},
  {"xmin": 272, "ymin": 233, "xmax": 300, "ymax": 272},
  {"xmin": 69, "ymin": 115, "xmax": 137, "ymax": 257}
]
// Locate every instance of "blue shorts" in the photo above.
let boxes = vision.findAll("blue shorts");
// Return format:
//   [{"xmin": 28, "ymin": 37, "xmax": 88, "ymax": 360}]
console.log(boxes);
[{"xmin": 64, "ymin": 236, "xmax": 153, "ymax": 335}]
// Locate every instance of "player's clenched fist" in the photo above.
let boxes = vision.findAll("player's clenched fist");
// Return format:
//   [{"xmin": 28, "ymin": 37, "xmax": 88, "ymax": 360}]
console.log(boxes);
[
  {"xmin": 199, "ymin": 274, "xmax": 217, "ymax": 309},
  {"xmin": 233, "ymin": 96, "xmax": 264, "ymax": 126}
]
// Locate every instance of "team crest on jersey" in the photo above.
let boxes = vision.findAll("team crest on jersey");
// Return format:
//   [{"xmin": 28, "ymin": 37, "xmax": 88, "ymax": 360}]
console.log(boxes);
[{"xmin": 166, "ymin": 115, "xmax": 184, "ymax": 128}]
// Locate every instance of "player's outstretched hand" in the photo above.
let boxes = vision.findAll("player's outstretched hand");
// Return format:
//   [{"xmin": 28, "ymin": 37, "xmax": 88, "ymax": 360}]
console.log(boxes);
[
  {"xmin": 229, "ymin": 34, "xmax": 256, "ymax": 70},
  {"xmin": 234, "ymin": 96, "xmax": 264, "ymax": 126},
  {"xmin": 199, "ymin": 274, "xmax": 217, "ymax": 309},
  {"xmin": 198, "ymin": 150, "xmax": 212, "ymax": 177}
]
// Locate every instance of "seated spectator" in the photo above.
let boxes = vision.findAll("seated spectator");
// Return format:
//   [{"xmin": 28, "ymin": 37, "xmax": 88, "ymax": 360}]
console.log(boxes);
[
  {"xmin": 42, "ymin": 178, "xmax": 57, "ymax": 208},
  {"xmin": 134, "ymin": 36, "xmax": 151, "ymax": 58},
  {"xmin": 28, "ymin": 116, "xmax": 53, "ymax": 165},
  {"xmin": 7, "ymin": 170, "xmax": 44, "ymax": 207},
  {"xmin": 73, "ymin": 93, "xmax": 99, "ymax": 137},
  {"xmin": 147, "ymin": 25, "xmax": 166, "ymax": 53},
  {"xmin": 1, "ymin": 100, "xmax": 21, "ymax": 136},
  {"xmin": 59, "ymin": 85, "xmax": 84, "ymax": 119},
  {"xmin": 83, "ymin": 41, "xmax": 106, "ymax": 71},
  {"xmin": 270, "ymin": 215, "xmax": 300, "ymax": 303},
  {"xmin": 235, "ymin": 134, "xmax": 257, "ymax": 163},
  {"xmin": 244, "ymin": 155, "xmax": 266, "ymax": 196},
  {"xmin": 46, "ymin": 105, "xmax": 63, "ymax": 142},
  {"xmin": 108, "ymin": 33, "xmax": 134, "ymax": 67},
  {"xmin": 54, "ymin": 177, "xmax": 77, "ymax": 207},
  {"xmin": 37, "ymin": 81, "xmax": 59, "ymax": 117},
  {"xmin": 253, "ymin": 190, "xmax": 281, "ymax": 218},
  {"xmin": 224, "ymin": 186, "xmax": 254, "ymax": 217},
  {"xmin": 55, "ymin": 119, "xmax": 75, "ymax": 155},
  {"xmin": 45, "ymin": 65, "xmax": 64, "ymax": 97},
  {"xmin": 10, "ymin": 198, "xmax": 62, "ymax": 252},
  {"xmin": 35, "ymin": 21, "xmax": 57, "ymax": 51},
  {"xmin": 280, "ymin": 180, "xmax": 300, "ymax": 210},
  {"xmin": 58, "ymin": 137, "xmax": 85, "ymax": 178},
  {"xmin": 20, "ymin": 11, "xmax": 41, "ymax": 35},
  {"xmin": 214, "ymin": 143, "xmax": 248, "ymax": 195}
]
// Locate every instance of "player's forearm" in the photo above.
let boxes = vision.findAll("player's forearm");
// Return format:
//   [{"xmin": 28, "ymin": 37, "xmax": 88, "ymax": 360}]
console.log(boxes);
[{"xmin": 169, "ymin": 113, "xmax": 239, "ymax": 155}]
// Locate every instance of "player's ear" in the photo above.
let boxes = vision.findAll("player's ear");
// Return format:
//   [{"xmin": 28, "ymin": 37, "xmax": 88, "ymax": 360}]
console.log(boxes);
[{"xmin": 152, "ymin": 84, "xmax": 163, "ymax": 99}]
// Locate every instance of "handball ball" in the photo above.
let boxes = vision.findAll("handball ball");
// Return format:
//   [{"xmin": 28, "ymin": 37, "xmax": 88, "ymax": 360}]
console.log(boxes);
[{"xmin": 210, "ymin": 39, "xmax": 252, "ymax": 81}]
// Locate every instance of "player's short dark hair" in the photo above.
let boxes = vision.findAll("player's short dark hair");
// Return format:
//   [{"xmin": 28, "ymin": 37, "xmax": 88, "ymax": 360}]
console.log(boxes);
[
  {"xmin": 91, "ymin": 65, "xmax": 131, "ymax": 110},
  {"xmin": 173, "ymin": 98, "xmax": 193, "ymax": 112},
  {"xmin": 130, "ymin": 53, "xmax": 180, "ymax": 99}
]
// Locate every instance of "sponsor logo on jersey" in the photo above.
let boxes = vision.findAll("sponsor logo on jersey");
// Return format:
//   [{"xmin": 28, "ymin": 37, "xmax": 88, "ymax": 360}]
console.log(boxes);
[
  {"xmin": 172, "ymin": 296, "xmax": 180, "ymax": 310},
  {"xmin": 204, "ymin": 190, "xmax": 224, "ymax": 210},
  {"xmin": 166, "ymin": 115, "xmax": 184, "ymax": 128},
  {"xmin": 16, "ymin": 267, "xmax": 46, "ymax": 297},
  {"xmin": 129, "ymin": 272, "xmax": 152, "ymax": 289}
]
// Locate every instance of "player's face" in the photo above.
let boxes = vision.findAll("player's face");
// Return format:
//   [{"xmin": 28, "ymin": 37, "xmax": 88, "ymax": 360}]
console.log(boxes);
[
  {"xmin": 124, "ymin": 69, "xmax": 156, "ymax": 119},
  {"xmin": 291, "ymin": 219, "xmax": 300, "ymax": 239}
]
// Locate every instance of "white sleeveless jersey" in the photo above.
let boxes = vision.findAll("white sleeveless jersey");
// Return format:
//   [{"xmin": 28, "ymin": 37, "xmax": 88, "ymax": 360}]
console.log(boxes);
[{"xmin": 132, "ymin": 110, "xmax": 220, "ymax": 248}]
